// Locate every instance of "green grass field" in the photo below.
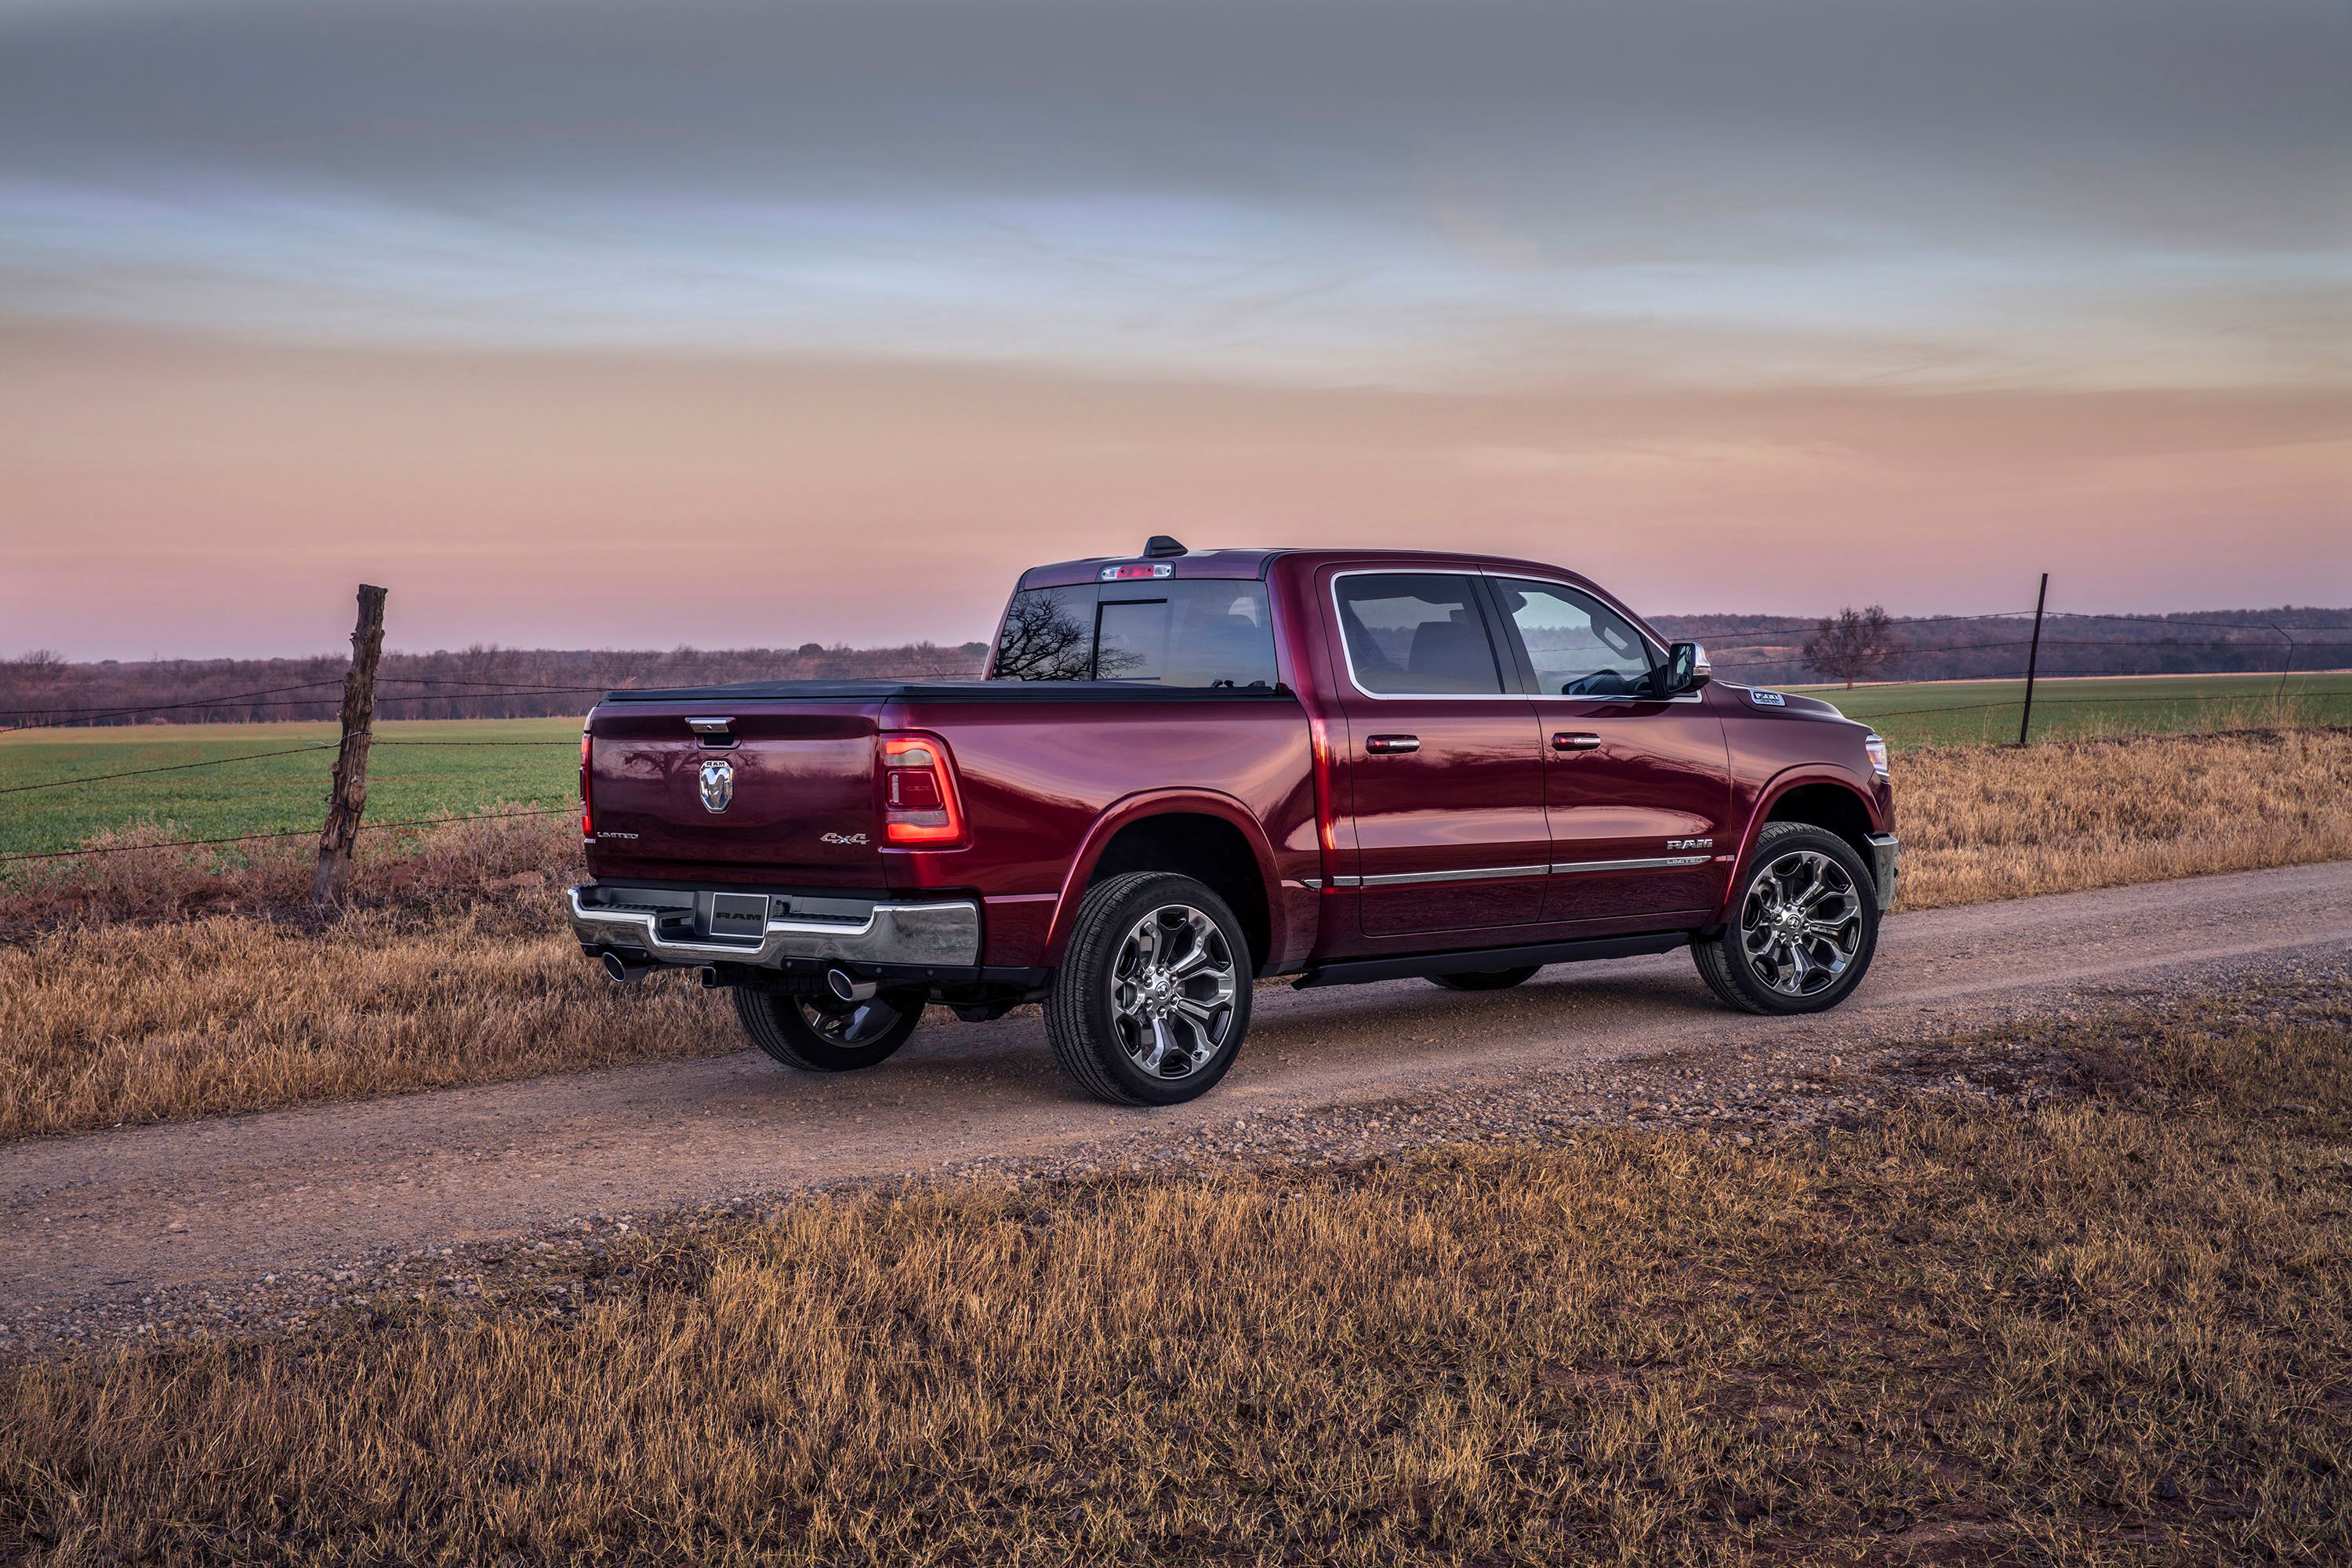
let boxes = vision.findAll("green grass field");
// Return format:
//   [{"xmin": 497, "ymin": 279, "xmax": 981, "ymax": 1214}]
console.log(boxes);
[
  {"xmin": 0, "ymin": 718, "xmax": 580, "ymax": 858},
  {"xmin": 1789, "ymin": 670, "xmax": 2352, "ymax": 750},
  {"xmin": 2, "ymin": 672, "xmax": 2347, "ymax": 859}
]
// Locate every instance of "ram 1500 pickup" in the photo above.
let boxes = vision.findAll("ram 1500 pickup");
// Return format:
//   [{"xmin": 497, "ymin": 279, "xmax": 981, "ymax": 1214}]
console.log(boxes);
[{"xmin": 569, "ymin": 539, "xmax": 1897, "ymax": 1105}]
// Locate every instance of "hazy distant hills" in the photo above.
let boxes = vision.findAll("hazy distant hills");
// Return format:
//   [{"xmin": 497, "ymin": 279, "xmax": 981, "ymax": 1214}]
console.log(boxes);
[{"xmin": 5, "ymin": 608, "xmax": 2348, "ymax": 726}]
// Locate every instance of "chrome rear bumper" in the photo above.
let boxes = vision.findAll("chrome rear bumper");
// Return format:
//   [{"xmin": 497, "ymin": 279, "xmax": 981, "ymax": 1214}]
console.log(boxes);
[
  {"xmin": 567, "ymin": 885, "xmax": 981, "ymax": 970},
  {"xmin": 1865, "ymin": 833, "xmax": 1900, "ymax": 910}
]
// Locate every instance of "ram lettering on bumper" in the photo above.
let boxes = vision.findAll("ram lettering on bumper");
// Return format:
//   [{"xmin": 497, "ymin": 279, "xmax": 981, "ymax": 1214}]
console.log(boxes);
[{"xmin": 568, "ymin": 886, "xmax": 981, "ymax": 969}]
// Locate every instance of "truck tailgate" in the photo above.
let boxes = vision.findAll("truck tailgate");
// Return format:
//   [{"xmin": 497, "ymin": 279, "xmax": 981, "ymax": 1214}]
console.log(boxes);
[{"xmin": 587, "ymin": 702, "xmax": 886, "ymax": 884}]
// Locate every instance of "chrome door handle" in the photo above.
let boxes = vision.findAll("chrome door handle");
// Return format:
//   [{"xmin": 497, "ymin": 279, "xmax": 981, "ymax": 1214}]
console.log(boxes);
[
  {"xmin": 1366, "ymin": 734, "xmax": 1421, "ymax": 755},
  {"xmin": 1552, "ymin": 732, "xmax": 1602, "ymax": 752}
]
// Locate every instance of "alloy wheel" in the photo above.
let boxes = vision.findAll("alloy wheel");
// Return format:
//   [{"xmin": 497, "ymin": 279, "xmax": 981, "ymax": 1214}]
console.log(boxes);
[
  {"xmin": 1737, "ymin": 848, "xmax": 1862, "ymax": 998},
  {"xmin": 1109, "ymin": 903, "xmax": 1239, "ymax": 1080}
]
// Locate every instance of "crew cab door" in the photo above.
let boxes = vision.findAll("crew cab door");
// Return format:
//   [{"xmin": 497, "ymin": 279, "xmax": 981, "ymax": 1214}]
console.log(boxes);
[
  {"xmin": 1325, "ymin": 569, "xmax": 1550, "ymax": 938},
  {"xmin": 1486, "ymin": 575, "xmax": 1735, "ymax": 922}
]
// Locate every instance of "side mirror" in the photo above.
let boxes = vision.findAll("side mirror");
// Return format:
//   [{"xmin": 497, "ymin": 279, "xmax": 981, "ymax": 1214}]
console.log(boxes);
[{"xmin": 1661, "ymin": 641, "xmax": 1711, "ymax": 695}]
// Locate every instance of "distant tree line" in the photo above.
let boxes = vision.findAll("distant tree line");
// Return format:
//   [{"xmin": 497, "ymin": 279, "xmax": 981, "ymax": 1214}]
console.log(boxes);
[
  {"xmin": 1650, "ymin": 607, "xmax": 2352, "ymax": 687},
  {"xmin": 0, "ymin": 641, "xmax": 990, "ymax": 728},
  {"xmin": 7, "ymin": 604, "xmax": 2349, "ymax": 724}
]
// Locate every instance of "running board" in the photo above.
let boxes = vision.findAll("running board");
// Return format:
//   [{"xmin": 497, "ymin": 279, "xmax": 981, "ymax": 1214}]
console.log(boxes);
[{"xmin": 1291, "ymin": 931, "xmax": 1692, "ymax": 989}]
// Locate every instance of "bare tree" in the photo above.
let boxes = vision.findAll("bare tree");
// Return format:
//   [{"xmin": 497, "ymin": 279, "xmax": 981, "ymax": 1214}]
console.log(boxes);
[
  {"xmin": 8, "ymin": 649, "xmax": 65, "ymax": 683},
  {"xmin": 1802, "ymin": 606, "xmax": 1906, "ymax": 688},
  {"xmin": 989, "ymin": 591, "xmax": 1147, "ymax": 681},
  {"xmin": 990, "ymin": 591, "xmax": 1097, "ymax": 681}
]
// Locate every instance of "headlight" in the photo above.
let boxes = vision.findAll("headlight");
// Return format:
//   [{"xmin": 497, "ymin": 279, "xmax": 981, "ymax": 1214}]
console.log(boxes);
[{"xmin": 1864, "ymin": 733, "xmax": 1889, "ymax": 777}]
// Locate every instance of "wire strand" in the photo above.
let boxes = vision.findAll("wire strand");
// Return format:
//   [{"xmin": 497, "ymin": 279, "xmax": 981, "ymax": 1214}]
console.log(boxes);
[
  {"xmin": 0, "ymin": 741, "xmax": 347, "ymax": 795},
  {"xmin": 0, "ymin": 806, "xmax": 575, "ymax": 864}
]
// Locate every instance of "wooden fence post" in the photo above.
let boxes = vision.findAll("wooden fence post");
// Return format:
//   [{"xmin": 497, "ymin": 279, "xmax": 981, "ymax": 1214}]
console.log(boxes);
[{"xmin": 313, "ymin": 584, "xmax": 387, "ymax": 905}]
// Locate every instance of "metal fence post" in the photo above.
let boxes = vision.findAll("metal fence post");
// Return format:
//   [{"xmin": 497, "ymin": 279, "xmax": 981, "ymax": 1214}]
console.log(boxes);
[{"xmin": 2017, "ymin": 572, "xmax": 2049, "ymax": 746}]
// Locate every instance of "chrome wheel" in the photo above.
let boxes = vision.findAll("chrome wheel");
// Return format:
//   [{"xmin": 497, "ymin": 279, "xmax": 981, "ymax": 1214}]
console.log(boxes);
[
  {"xmin": 796, "ymin": 994, "xmax": 910, "ymax": 1048},
  {"xmin": 1109, "ymin": 903, "xmax": 1239, "ymax": 1080},
  {"xmin": 1738, "ymin": 848, "xmax": 1862, "ymax": 998}
]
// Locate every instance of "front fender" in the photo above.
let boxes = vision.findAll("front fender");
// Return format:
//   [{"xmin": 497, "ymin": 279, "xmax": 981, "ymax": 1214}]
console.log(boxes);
[{"xmin": 1713, "ymin": 764, "xmax": 1889, "ymax": 924}]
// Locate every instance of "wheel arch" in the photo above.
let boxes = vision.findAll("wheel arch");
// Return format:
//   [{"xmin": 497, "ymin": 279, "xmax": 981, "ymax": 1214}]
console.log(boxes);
[
  {"xmin": 1044, "ymin": 792, "xmax": 1283, "ymax": 973},
  {"xmin": 1715, "ymin": 768, "xmax": 1886, "ymax": 922}
]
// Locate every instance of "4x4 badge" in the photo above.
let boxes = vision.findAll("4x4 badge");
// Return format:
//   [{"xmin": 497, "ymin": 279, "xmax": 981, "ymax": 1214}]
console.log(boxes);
[{"xmin": 698, "ymin": 758, "xmax": 734, "ymax": 813}]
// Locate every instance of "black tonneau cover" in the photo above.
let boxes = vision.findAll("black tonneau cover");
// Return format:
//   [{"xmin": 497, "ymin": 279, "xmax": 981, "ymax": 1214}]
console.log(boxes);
[{"xmin": 599, "ymin": 679, "xmax": 1295, "ymax": 704}]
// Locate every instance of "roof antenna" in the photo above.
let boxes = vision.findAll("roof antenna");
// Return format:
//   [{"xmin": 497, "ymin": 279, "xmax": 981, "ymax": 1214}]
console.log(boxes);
[{"xmin": 1144, "ymin": 535, "xmax": 1189, "ymax": 559}]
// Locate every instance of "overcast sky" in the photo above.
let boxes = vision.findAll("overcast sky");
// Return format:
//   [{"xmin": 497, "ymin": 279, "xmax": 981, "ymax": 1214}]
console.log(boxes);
[{"xmin": 2, "ymin": 0, "xmax": 2347, "ymax": 658}]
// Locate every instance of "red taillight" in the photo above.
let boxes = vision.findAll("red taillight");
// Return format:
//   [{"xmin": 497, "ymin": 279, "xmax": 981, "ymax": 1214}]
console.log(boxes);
[
  {"xmin": 880, "ymin": 732, "xmax": 965, "ymax": 846},
  {"xmin": 579, "ymin": 727, "xmax": 593, "ymax": 839}
]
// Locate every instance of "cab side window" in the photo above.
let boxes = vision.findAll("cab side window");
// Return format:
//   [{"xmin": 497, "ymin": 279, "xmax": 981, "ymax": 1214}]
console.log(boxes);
[
  {"xmin": 1334, "ymin": 574, "xmax": 1504, "ymax": 695},
  {"xmin": 1494, "ymin": 579, "xmax": 1658, "ymax": 698}
]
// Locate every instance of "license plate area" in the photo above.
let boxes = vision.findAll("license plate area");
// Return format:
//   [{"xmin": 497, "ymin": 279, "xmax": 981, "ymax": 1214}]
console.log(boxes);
[{"xmin": 706, "ymin": 893, "xmax": 771, "ymax": 942}]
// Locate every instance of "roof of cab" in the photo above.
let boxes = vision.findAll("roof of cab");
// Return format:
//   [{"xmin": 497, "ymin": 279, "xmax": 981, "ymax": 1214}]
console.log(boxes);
[
  {"xmin": 1014, "ymin": 546, "xmax": 1604, "ymax": 590},
  {"xmin": 1009, "ymin": 545, "xmax": 1657, "ymax": 646},
  {"xmin": 1015, "ymin": 548, "xmax": 1291, "ymax": 589}
]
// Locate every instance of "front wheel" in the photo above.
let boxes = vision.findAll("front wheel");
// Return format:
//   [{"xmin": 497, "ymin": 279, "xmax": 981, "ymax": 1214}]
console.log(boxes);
[
  {"xmin": 1046, "ymin": 872, "xmax": 1252, "ymax": 1105},
  {"xmin": 734, "ymin": 985, "xmax": 924, "ymax": 1072},
  {"xmin": 1691, "ymin": 822, "xmax": 1881, "ymax": 1015}
]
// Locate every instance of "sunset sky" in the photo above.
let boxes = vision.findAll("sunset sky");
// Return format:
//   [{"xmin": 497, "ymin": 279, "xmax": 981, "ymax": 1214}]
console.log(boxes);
[{"xmin": 2, "ymin": 0, "xmax": 2347, "ymax": 660}]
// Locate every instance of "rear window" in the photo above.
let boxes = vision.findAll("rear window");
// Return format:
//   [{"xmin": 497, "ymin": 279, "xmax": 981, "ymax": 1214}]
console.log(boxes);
[
  {"xmin": 989, "ymin": 582, "xmax": 1279, "ymax": 688},
  {"xmin": 1334, "ymin": 573, "xmax": 1504, "ymax": 695}
]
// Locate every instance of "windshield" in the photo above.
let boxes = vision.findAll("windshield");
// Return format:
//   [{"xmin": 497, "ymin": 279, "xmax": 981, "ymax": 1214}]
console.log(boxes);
[{"xmin": 989, "ymin": 582, "xmax": 1279, "ymax": 688}]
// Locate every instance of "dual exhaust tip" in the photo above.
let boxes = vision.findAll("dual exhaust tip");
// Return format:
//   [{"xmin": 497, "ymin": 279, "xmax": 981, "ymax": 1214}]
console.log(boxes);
[{"xmin": 600, "ymin": 951, "xmax": 873, "ymax": 1004}]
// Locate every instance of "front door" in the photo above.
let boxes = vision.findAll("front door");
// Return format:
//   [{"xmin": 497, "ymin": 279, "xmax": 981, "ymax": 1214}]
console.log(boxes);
[
  {"xmin": 1486, "ymin": 576, "xmax": 1735, "ymax": 923},
  {"xmin": 1327, "ymin": 570, "xmax": 1549, "ymax": 938}
]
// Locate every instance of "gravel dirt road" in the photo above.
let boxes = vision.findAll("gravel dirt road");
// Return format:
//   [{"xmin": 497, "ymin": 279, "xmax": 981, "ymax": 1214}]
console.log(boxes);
[{"xmin": 5, "ymin": 861, "xmax": 2349, "ymax": 1338}]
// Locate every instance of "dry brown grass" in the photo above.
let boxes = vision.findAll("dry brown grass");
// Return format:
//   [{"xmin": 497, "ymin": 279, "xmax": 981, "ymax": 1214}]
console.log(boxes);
[
  {"xmin": 2, "ymin": 728, "xmax": 2349, "ymax": 1143},
  {"xmin": 0, "ymin": 808, "xmax": 580, "ymax": 935},
  {"xmin": 1893, "ymin": 726, "xmax": 2352, "ymax": 909},
  {"xmin": 0, "ymin": 902, "xmax": 728, "ymax": 1141},
  {"xmin": 5, "ymin": 989, "xmax": 2347, "ymax": 1565}
]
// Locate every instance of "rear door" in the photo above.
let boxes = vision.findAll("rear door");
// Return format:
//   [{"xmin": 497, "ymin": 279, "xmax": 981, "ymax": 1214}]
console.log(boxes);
[
  {"xmin": 1325, "ymin": 568, "xmax": 1549, "ymax": 938},
  {"xmin": 1486, "ymin": 576, "xmax": 1733, "ymax": 921}
]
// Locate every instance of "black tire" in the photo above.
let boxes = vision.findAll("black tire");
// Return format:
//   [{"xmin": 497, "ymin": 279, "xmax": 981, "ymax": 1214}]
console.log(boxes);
[
  {"xmin": 1430, "ymin": 965, "xmax": 1543, "ymax": 992},
  {"xmin": 1046, "ymin": 871, "xmax": 1254, "ymax": 1106},
  {"xmin": 733, "ymin": 985, "xmax": 924, "ymax": 1072},
  {"xmin": 1692, "ymin": 822, "xmax": 1881, "ymax": 1015}
]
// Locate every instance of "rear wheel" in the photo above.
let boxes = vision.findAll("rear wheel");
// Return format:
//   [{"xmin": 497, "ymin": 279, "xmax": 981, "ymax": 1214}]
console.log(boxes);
[
  {"xmin": 1692, "ymin": 822, "xmax": 1880, "ymax": 1015},
  {"xmin": 1430, "ymin": 966, "xmax": 1542, "ymax": 992},
  {"xmin": 1047, "ymin": 872, "xmax": 1252, "ymax": 1106},
  {"xmin": 733, "ymin": 985, "xmax": 924, "ymax": 1072}
]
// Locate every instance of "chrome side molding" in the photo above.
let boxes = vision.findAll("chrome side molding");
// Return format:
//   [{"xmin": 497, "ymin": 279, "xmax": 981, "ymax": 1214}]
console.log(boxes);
[{"xmin": 1324, "ymin": 853, "xmax": 1714, "ymax": 890}]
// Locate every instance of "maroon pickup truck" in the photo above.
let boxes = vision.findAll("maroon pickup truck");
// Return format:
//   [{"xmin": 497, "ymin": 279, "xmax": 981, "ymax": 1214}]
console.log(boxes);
[{"xmin": 571, "ymin": 539, "xmax": 1896, "ymax": 1105}]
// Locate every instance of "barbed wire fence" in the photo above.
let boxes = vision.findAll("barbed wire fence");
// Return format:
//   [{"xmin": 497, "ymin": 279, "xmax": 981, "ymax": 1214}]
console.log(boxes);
[{"xmin": 2, "ymin": 577, "xmax": 2349, "ymax": 869}]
